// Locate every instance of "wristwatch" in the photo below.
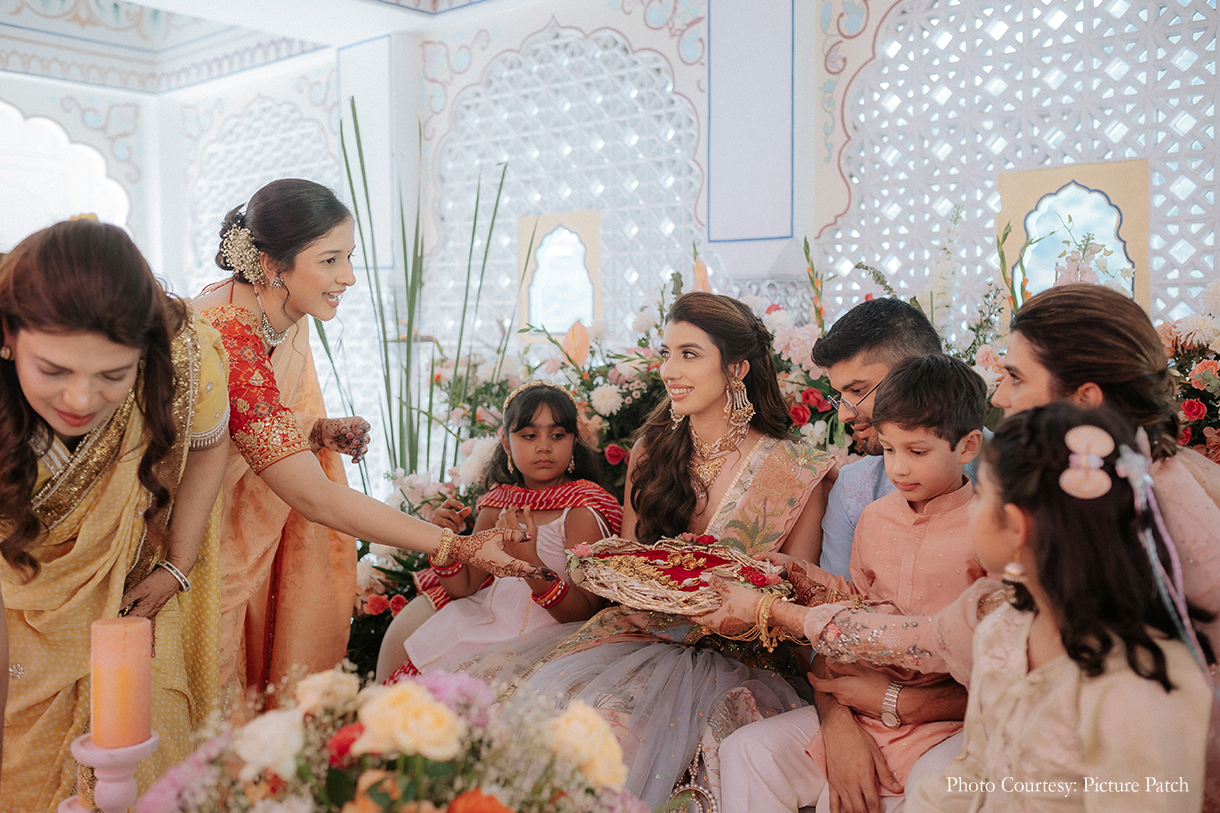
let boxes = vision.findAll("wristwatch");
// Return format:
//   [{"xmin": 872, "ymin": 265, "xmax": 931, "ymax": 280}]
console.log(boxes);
[{"xmin": 880, "ymin": 681, "xmax": 903, "ymax": 728}]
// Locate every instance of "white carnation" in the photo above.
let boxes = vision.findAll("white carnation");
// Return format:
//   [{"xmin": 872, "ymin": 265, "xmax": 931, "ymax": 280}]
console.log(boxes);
[
  {"xmin": 590, "ymin": 383, "xmax": 626, "ymax": 416},
  {"xmin": 355, "ymin": 559, "xmax": 384, "ymax": 592},
  {"xmin": 456, "ymin": 435, "xmax": 501, "ymax": 489},
  {"xmin": 738, "ymin": 294, "xmax": 767, "ymax": 316},
  {"xmin": 632, "ymin": 309, "xmax": 660, "ymax": 334},
  {"xmin": 232, "ymin": 708, "xmax": 305, "ymax": 782},
  {"xmin": 1200, "ymin": 280, "xmax": 1220, "ymax": 318},
  {"xmin": 762, "ymin": 307, "xmax": 794, "ymax": 332},
  {"xmin": 1177, "ymin": 314, "xmax": 1220, "ymax": 349}
]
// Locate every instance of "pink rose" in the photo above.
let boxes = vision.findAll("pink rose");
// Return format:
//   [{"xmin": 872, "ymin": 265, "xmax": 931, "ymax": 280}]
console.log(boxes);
[
  {"xmin": 605, "ymin": 443, "xmax": 628, "ymax": 466},
  {"xmin": 572, "ymin": 543, "xmax": 593, "ymax": 558},
  {"xmin": 1182, "ymin": 399, "xmax": 1208, "ymax": 422},
  {"xmin": 789, "ymin": 403, "xmax": 812, "ymax": 426}
]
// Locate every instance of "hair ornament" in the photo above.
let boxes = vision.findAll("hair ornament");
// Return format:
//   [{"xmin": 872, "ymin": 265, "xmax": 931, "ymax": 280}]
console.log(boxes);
[
  {"xmin": 1058, "ymin": 424, "xmax": 1114, "ymax": 499},
  {"xmin": 502, "ymin": 380, "xmax": 579, "ymax": 413},
  {"xmin": 220, "ymin": 223, "xmax": 266, "ymax": 285}
]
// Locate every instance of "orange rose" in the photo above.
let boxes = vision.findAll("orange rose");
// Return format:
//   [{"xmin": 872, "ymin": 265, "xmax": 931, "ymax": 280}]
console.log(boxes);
[{"xmin": 448, "ymin": 789, "xmax": 514, "ymax": 813}]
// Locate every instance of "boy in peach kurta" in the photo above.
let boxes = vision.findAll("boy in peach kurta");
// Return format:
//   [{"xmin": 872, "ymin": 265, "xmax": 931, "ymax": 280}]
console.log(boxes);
[{"xmin": 718, "ymin": 354, "xmax": 989, "ymax": 813}]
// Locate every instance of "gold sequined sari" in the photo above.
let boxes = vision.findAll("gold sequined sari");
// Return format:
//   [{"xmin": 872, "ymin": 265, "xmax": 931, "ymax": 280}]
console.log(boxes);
[{"xmin": 0, "ymin": 310, "xmax": 229, "ymax": 812}]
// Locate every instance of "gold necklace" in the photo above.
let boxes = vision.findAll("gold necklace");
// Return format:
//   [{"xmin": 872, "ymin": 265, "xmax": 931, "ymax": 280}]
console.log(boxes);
[{"xmin": 690, "ymin": 420, "xmax": 749, "ymax": 498}]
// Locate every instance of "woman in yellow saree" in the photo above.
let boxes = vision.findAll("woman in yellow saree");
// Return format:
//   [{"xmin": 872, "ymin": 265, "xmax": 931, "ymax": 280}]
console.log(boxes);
[{"xmin": 0, "ymin": 220, "xmax": 230, "ymax": 811}]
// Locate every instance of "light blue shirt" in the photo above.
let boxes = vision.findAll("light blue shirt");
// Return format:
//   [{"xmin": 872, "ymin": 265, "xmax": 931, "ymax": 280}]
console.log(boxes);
[
  {"xmin": 819, "ymin": 456, "xmax": 893, "ymax": 577},
  {"xmin": 818, "ymin": 451, "xmax": 982, "ymax": 577}
]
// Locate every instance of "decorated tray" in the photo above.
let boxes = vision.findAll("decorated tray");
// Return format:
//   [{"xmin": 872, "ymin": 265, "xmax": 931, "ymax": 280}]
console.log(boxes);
[{"xmin": 566, "ymin": 535, "xmax": 791, "ymax": 615}]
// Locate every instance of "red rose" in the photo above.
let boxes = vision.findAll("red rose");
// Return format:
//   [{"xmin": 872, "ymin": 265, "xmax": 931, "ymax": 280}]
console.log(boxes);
[
  {"xmin": 1182, "ymin": 399, "xmax": 1208, "ymax": 422},
  {"xmin": 864, "ymin": 293, "xmax": 875, "ymax": 301},
  {"xmin": 389, "ymin": 594, "xmax": 407, "ymax": 616},
  {"xmin": 740, "ymin": 566, "xmax": 770, "ymax": 588},
  {"xmin": 1180, "ymin": 426, "xmax": 1193, "ymax": 446},
  {"xmin": 789, "ymin": 403, "xmax": 812, "ymax": 426},
  {"xmin": 365, "ymin": 594, "xmax": 390, "ymax": 615},
  {"xmin": 604, "ymin": 443, "xmax": 628, "ymax": 466},
  {"xmin": 695, "ymin": 534, "xmax": 716, "ymax": 545},
  {"xmin": 801, "ymin": 388, "xmax": 832, "ymax": 412},
  {"xmin": 766, "ymin": 304, "xmax": 782, "ymax": 314},
  {"xmin": 326, "ymin": 722, "xmax": 365, "ymax": 766}
]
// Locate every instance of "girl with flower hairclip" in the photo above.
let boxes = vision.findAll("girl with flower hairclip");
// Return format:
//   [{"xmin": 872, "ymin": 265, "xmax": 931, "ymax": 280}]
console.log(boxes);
[
  {"xmin": 701, "ymin": 402, "xmax": 1216, "ymax": 811},
  {"xmin": 378, "ymin": 380, "xmax": 622, "ymax": 684}
]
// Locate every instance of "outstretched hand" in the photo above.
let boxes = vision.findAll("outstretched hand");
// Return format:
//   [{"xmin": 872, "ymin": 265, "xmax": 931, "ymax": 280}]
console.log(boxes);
[
  {"xmin": 454, "ymin": 527, "xmax": 559, "ymax": 582},
  {"xmin": 310, "ymin": 417, "xmax": 371, "ymax": 463},
  {"xmin": 692, "ymin": 575, "xmax": 761, "ymax": 636}
]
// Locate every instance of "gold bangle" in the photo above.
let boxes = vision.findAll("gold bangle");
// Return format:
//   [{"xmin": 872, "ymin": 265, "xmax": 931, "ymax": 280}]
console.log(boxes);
[
  {"xmin": 432, "ymin": 527, "xmax": 457, "ymax": 567},
  {"xmin": 756, "ymin": 592, "xmax": 781, "ymax": 652}
]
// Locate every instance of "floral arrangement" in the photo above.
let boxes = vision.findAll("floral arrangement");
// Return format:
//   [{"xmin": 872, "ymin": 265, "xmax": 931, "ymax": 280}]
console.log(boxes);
[
  {"xmin": 138, "ymin": 669, "xmax": 648, "ymax": 813},
  {"xmin": 1158, "ymin": 280, "xmax": 1220, "ymax": 463},
  {"xmin": 348, "ymin": 541, "xmax": 428, "ymax": 679}
]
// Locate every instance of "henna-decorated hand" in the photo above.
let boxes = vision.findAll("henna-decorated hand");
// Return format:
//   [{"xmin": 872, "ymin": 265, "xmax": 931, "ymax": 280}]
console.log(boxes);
[
  {"xmin": 495, "ymin": 506, "xmax": 540, "ymax": 563},
  {"xmin": 453, "ymin": 527, "xmax": 559, "ymax": 582},
  {"xmin": 756, "ymin": 552, "xmax": 824, "ymax": 606},
  {"xmin": 691, "ymin": 575, "xmax": 760, "ymax": 636},
  {"xmin": 431, "ymin": 497, "xmax": 472, "ymax": 533},
  {"xmin": 310, "ymin": 417, "xmax": 371, "ymax": 463}
]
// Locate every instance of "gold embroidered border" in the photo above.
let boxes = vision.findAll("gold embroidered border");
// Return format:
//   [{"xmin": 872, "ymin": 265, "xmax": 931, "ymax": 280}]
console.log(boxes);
[{"xmin": 233, "ymin": 410, "xmax": 310, "ymax": 473}]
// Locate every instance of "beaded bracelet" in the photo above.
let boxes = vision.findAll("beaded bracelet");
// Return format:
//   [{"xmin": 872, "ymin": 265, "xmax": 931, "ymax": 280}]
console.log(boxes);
[
  {"xmin": 431, "ymin": 527, "xmax": 458, "ymax": 567},
  {"xmin": 430, "ymin": 559, "xmax": 465, "ymax": 578},
  {"xmin": 532, "ymin": 580, "xmax": 569, "ymax": 609},
  {"xmin": 156, "ymin": 560, "xmax": 191, "ymax": 593}
]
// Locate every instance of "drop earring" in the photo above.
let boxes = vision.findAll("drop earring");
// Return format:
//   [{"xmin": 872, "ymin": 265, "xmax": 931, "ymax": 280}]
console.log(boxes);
[
  {"xmin": 669, "ymin": 402, "xmax": 683, "ymax": 430},
  {"xmin": 507, "ymin": 456, "xmax": 515, "ymax": 474},
  {"xmin": 567, "ymin": 455, "xmax": 576, "ymax": 474},
  {"xmin": 0, "ymin": 346, "xmax": 10, "ymax": 360},
  {"xmin": 1003, "ymin": 559, "xmax": 1027, "ymax": 585}
]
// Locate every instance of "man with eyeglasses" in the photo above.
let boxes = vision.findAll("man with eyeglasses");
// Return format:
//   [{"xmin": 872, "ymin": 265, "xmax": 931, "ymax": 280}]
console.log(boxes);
[
  {"xmin": 813, "ymin": 297, "xmax": 942, "ymax": 576},
  {"xmin": 798, "ymin": 296, "xmax": 968, "ymax": 813}
]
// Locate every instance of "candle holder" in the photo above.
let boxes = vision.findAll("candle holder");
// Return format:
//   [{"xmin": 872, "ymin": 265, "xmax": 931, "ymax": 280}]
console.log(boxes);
[{"xmin": 58, "ymin": 731, "xmax": 160, "ymax": 813}]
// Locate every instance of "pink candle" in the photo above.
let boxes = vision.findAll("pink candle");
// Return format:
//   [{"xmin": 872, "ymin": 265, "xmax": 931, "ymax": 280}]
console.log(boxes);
[{"xmin": 90, "ymin": 617, "xmax": 152, "ymax": 748}]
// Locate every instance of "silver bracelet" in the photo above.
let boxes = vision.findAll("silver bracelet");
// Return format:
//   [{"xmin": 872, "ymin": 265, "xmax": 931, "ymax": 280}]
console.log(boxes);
[{"xmin": 156, "ymin": 560, "xmax": 192, "ymax": 593}]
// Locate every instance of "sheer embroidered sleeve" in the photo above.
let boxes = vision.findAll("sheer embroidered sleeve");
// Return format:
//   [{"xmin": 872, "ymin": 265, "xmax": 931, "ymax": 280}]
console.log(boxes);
[
  {"xmin": 189, "ymin": 315, "xmax": 231, "ymax": 449},
  {"xmin": 202, "ymin": 305, "xmax": 310, "ymax": 473},
  {"xmin": 799, "ymin": 577, "xmax": 1006, "ymax": 685}
]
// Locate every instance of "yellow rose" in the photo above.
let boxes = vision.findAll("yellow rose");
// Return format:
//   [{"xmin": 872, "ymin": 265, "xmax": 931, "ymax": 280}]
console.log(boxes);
[
  {"xmin": 548, "ymin": 700, "xmax": 627, "ymax": 790},
  {"xmin": 295, "ymin": 669, "xmax": 361, "ymax": 715},
  {"xmin": 351, "ymin": 683, "xmax": 465, "ymax": 761}
]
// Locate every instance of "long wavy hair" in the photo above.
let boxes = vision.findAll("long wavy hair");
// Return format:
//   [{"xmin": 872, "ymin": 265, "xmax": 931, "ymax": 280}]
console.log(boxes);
[
  {"xmin": 485, "ymin": 384, "xmax": 604, "ymax": 488},
  {"xmin": 0, "ymin": 220, "xmax": 186, "ymax": 579},
  {"xmin": 630, "ymin": 293, "xmax": 791, "ymax": 543},
  {"xmin": 1010, "ymin": 284, "xmax": 1179, "ymax": 461},
  {"xmin": 983, "ymin": 403, "xmax": 1214, "ymax": 691}
]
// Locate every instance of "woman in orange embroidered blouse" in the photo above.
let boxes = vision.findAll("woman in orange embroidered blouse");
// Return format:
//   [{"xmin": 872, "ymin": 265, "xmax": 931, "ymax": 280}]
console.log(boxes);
[{"xmin": 194, "ymin": 179, "xmax": 554, "ymax": 703}]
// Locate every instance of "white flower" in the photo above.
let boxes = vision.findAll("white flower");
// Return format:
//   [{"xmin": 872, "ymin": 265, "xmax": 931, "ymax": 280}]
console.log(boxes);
[
  {"xmin": 295, "ymin": 669, "xmax": 361, "ymax": 715},
  {"xmin": 232, "ymin": 708, "xmax": 305, "ymax": 782},
  {"xmin": 368, "ymin": 542, "xmax": 400, "ymax": 562},
  {"xmin": 738, "ymin": 294, "xmax": 766, "ymax": 316},
  {"xmin": 251, "ymin": 797, "xmax": 314, "ymax": 813},
  {"xmin": 1200, "ymin": 280, "xmax": 1220, "ymax": 318},
  {"xmin": 352, "ymin": 683, "xmax": 466, "ymax": 761},
  {"xmin": 762, "ymin": 307, "xmax": 794, "ymax": 332},
  {"xmin": 456, "ymin": 435, "xmax": 501, "ymax": 489},
  {"xmin": 632, "ymin": 309, "xmax": 660, "ymax": 334},
  {"xmin": 1177, "ymin": 314, "xmax": 1220, "ymax": 349},
  {"xmin": 588, "ymin": 320, "xmax": 608, "ymax": 342},
  {"xmin": 972, "ymin": 363, "xmax": 1004, "ymax": 398},
  {"xmin": 613, "ymin": 354, "xmax": 648, "ymax": 381},
  {"xmin": 590, "ymin": 383, "xmax": 626, "ymax": 416},
  {"xmin": 355, "ymin": 559, "xmax": 384, "ymax": 593},
  {"xmin": 549, "ymin": 700, "xmax": 627, "ymax": 789}
]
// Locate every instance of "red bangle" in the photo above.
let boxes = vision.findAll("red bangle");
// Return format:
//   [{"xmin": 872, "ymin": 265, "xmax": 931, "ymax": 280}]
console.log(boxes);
[
  {"xmin": 430, "ymin": 559, "xmax": 465, "ymax": 578},
  {"xmin": 531, "ymin": 581, "xmax": 569, "ymax": 609}
]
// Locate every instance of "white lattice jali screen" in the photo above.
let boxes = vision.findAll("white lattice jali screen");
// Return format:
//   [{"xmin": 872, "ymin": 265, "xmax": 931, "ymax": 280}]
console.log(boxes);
[
  {"xmin": 429, "ymin": 22, "xmax": 705, "ymax": 348},
  {"xmin": 816, "ymin": 0, "xmax": 1217, "ymax": 323}
]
